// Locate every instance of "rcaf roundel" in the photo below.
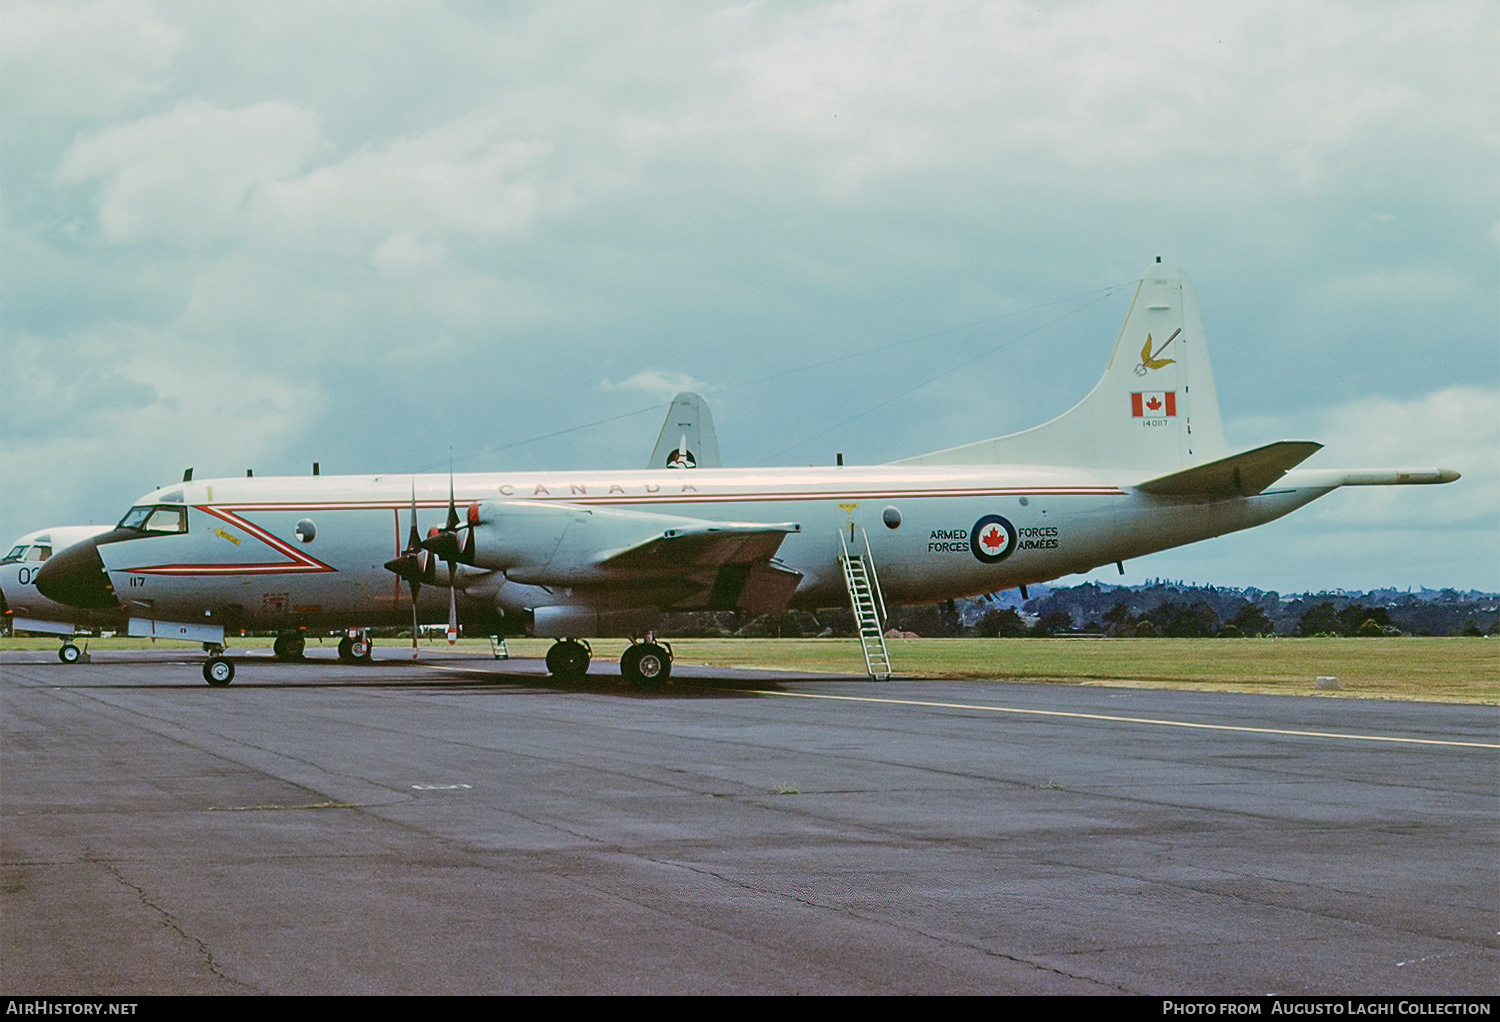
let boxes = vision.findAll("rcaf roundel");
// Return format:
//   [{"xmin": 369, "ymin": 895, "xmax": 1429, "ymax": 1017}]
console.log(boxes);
[
  {"xmin": 970, "ymin": 514, "xmax": 1018, "ymax": 564},
  {"xmin": 1131, "ymin": 392, "xmax": 1177, "ymax": 418}
]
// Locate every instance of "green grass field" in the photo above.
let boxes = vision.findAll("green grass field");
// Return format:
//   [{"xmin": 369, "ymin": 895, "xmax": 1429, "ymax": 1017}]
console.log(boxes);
[{"xmin": 6, "ymin": 634, "xmax": 1495, "ymax": 703}]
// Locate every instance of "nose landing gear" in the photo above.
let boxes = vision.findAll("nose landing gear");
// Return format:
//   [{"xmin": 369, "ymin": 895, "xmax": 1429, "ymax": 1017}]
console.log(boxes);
[{"xmin": 200, "ymin": 644, "xmax": 233, "ymax": 686}]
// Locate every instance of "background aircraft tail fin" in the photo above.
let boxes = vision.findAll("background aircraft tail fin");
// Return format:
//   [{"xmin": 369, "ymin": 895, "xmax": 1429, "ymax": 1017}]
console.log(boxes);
[
  {"xmin": 894, "ymin": 262, "xmax": 1229, "ymax": 472},
  {"xmin": 648, "ymin": 392, "xmax": 722, "ymax": 469}
]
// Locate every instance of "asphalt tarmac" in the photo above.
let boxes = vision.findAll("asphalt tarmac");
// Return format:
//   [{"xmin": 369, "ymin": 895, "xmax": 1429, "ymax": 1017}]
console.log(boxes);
[{"xmin": 2, "ymin": 646, "xmax": 1495, "ymax": 995}]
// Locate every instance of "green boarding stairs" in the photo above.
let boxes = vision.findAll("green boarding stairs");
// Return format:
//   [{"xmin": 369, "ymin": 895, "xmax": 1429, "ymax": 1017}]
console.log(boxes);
[{"xmin": 838, "ymin": 524, "xmax": 892, "ymax": 680}]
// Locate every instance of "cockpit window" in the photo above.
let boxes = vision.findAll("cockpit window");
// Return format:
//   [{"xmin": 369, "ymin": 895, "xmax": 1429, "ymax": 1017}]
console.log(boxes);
[
  {"xmin": 118, "ymin": 507, "xmax": 152, "ymax": 529},
  {"xmin": 2, "ymin": 545, "xmax": 27, "ymax": 563},
  {"xmin": 118, "ymin": 505, "xmax": 189, "ymax": 534},
  {"xmin": 145, "ymin": 507, "xmax": 186, "ymax": 533}
]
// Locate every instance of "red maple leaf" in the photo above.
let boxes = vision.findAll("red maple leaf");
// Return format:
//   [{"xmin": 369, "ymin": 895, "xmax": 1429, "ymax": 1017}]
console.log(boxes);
[
  {"xmin": 1146, "ymin": 396, "xmax": 1162, "ymax": 411},
  {"xmin": 982, "ymin": 527, "xmax": 1005, "ymax": 551}
]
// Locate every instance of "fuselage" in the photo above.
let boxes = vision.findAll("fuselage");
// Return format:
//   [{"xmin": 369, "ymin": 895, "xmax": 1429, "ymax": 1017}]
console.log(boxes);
[
  {"xmin": 46, "ymin": 464, "xmax": 1333, "ymax": 637},
  {"xmin": 1, "ymin": 526, "xmax": 120, "ymax": 635}
]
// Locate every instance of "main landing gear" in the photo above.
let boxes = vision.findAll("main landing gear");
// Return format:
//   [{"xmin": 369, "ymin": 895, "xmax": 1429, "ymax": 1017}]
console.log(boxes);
[
  {"xmin": 272, "ymin": 633, "xmax": 306, "ymax": 661},
  {"xmin": 337, "ymin": 631, "xmax": 373, "ymax": 663},
  {"xmin": 545, "ymin": 639, "xmax": 591, "ymax": 681},
  {"xmin": 620, "ymin": 639, "xmax": 672, "ymax": 690},
  {"xmin": 58, "ymin": 641, "xmax": 83, "ymax": 664},
  {"xmin": 544, "ymin": 637, "xmax": 675, "ymax": 688}
]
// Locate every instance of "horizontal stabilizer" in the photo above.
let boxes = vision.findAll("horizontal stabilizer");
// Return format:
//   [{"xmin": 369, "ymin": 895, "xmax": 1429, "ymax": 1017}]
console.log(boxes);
[{"xmin": 1136, "ymin": 441, "xmax": 1323, "ymax": 498}]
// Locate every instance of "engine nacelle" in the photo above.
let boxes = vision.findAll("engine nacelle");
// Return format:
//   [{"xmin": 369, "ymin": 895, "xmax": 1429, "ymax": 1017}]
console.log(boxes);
[
  {"xmin": 529, "ymin": 605, "xmax": 660, "ymax": 639},
  {"xmin": 466, "ymin": 502, "xmax": 579, "ymax": 574}
]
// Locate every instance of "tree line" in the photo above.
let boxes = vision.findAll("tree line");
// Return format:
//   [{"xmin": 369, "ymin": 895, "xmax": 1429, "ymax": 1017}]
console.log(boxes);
[{"xmin": 653, "ymin": 582, "xmax": 1498, "ymax": 639}]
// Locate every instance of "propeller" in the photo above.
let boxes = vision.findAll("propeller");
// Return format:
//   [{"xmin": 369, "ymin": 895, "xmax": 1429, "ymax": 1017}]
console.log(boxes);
[
  {"xmin": 419, "ymin": 466, "xmax": 477, "ymax": 566},
  {"xmin": 383, "ymin": 484, "xmax": 428, "ymax": 658},
  {"xmin": 418, "ymin": 460, "xmax": 479, "ymax": 645}
]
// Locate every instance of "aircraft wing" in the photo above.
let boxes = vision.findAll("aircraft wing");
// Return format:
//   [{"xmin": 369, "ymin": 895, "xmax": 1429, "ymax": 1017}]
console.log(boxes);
[
  {"xmin": 1136, "ymin": 441, "xmax": 1323, "ymax": 498},
  {"xmin": 489, "ymin": 506, "xmax": 805, "ymax": 614},
  {"xmin": 593, "ymin": 521, "xmax": 804, "ymax": 614},
  {"xmin": 597, "ymin": 521, "xmax": 799, "ymax": 573}
]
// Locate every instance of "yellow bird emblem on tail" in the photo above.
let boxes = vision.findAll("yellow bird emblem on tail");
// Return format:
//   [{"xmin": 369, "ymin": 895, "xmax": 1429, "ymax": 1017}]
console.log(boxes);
[{"xmin": 1135, "ymin": 328, "xmax": 1181, "ymax": 375}]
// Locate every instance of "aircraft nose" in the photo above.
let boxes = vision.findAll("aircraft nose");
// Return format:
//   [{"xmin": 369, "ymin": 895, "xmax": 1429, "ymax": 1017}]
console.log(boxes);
[{"xmin": 36, "ymin": 538, "xmax": 119, "ymax": 609}]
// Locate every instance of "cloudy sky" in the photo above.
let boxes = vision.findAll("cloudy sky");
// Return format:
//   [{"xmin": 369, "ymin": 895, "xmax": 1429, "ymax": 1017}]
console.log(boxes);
[{"xmin": 2, "ymin": 0, "xmax": 1496, "ymax": 594}]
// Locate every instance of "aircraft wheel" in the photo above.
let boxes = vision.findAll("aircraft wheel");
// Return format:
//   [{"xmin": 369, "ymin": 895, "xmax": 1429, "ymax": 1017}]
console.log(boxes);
[
  {"xmin": 545, "ymin": 639, "xmax": 590, "ymax": 680},
  {"xmin": 338, "ymin": 636, "xmax": 372, "ymax": 662},
  {"xmin": 58, "ymin": 643, "xmax": 82, "ymax": 665},
  {"xmin": 621, "ymin": 642, "xmax": 671, "ymax": 690},
  {"xmin": 203, "ymin": 657, "xmax": 235, "ymax": 687},
  {"xmin": 273, "ymin": 634, "xmax": 305, "ymax": 661}
]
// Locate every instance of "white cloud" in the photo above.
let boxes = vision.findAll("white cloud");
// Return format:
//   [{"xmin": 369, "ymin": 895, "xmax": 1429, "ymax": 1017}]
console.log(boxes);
[
  {"xmin": 599, "ymin": 371, "xmax": 711, "ymax": 401},
  {"xmin": 1299, "ymin": 386, "xmax": 1499, "ymax": 528},
  {"xmin": 1309, "ymin": 266, "xmax": 1475, "ymax": 309},
  {"xmin": 686, "ymin": 0, "xmax": 1497, "ymax": 208},
  {"xmin": 252, "ymin": 125, "xmax": 570, "ymax": 251},
  {"xmin": 1229, "ymin": 385, "xmax": 1498, "ymax": 539},
  {"xmin": 0, "ymin": 323, "xmax": 321, "ymax": 535},
  {"xmin": 372, "ymin": 233, "xmax": 447, "ymax": 276},
  {"xmin": 57, "ymin": 100, "xmax": 325, "ymax": 245},
  {"xmin": 0, "ymin": 0, "xmax": 182, "ymax": 123}
]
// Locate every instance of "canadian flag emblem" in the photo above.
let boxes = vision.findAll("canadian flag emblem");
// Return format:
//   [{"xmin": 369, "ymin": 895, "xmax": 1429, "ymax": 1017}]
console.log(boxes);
[{"xmin": 1131, "ymin": 392, "xmax": 1177, "ymax": 418}]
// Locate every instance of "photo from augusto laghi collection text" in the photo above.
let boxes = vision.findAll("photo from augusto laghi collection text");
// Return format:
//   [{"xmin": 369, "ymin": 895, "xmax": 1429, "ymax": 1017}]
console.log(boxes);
[{"xmin": 1162, "ymin": 1001, "xmax": 1493, "ymax": 1016}]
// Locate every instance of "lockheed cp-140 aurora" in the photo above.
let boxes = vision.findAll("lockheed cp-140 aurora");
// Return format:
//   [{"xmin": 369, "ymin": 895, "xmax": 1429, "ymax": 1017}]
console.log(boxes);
[{"xmin": 37, "ymin": 262, "xmax": 1458, "ymax": 686}]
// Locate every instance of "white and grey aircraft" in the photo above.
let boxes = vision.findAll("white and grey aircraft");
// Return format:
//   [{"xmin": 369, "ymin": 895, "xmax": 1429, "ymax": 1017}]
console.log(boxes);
[
  {"xmin": 37, "ymin": 262, "xmax": 1457, "ymax": 686},
  {"xmin": 1, "ymin": 526, "xmax": 118, "ymax": 661}
]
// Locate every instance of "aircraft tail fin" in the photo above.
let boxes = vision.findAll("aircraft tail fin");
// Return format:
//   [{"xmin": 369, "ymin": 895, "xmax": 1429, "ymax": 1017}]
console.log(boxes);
[
  {"xmin": 893, "ymin": 262, "xmax": 1229, "ymax": 473},
  {"xmin": 648, "ymin": 392, "xmax": 721, "ymax": 469}
]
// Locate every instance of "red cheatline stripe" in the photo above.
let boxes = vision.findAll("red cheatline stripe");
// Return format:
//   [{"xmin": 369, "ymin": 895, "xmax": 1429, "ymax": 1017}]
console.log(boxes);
[
  {"xmin": 207, "ymin": 486, "xmax": 1123, "ymax": 512},
  {"xmin": 123, "ymin": 507, "xmax": 336, "ymax": 576}
]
